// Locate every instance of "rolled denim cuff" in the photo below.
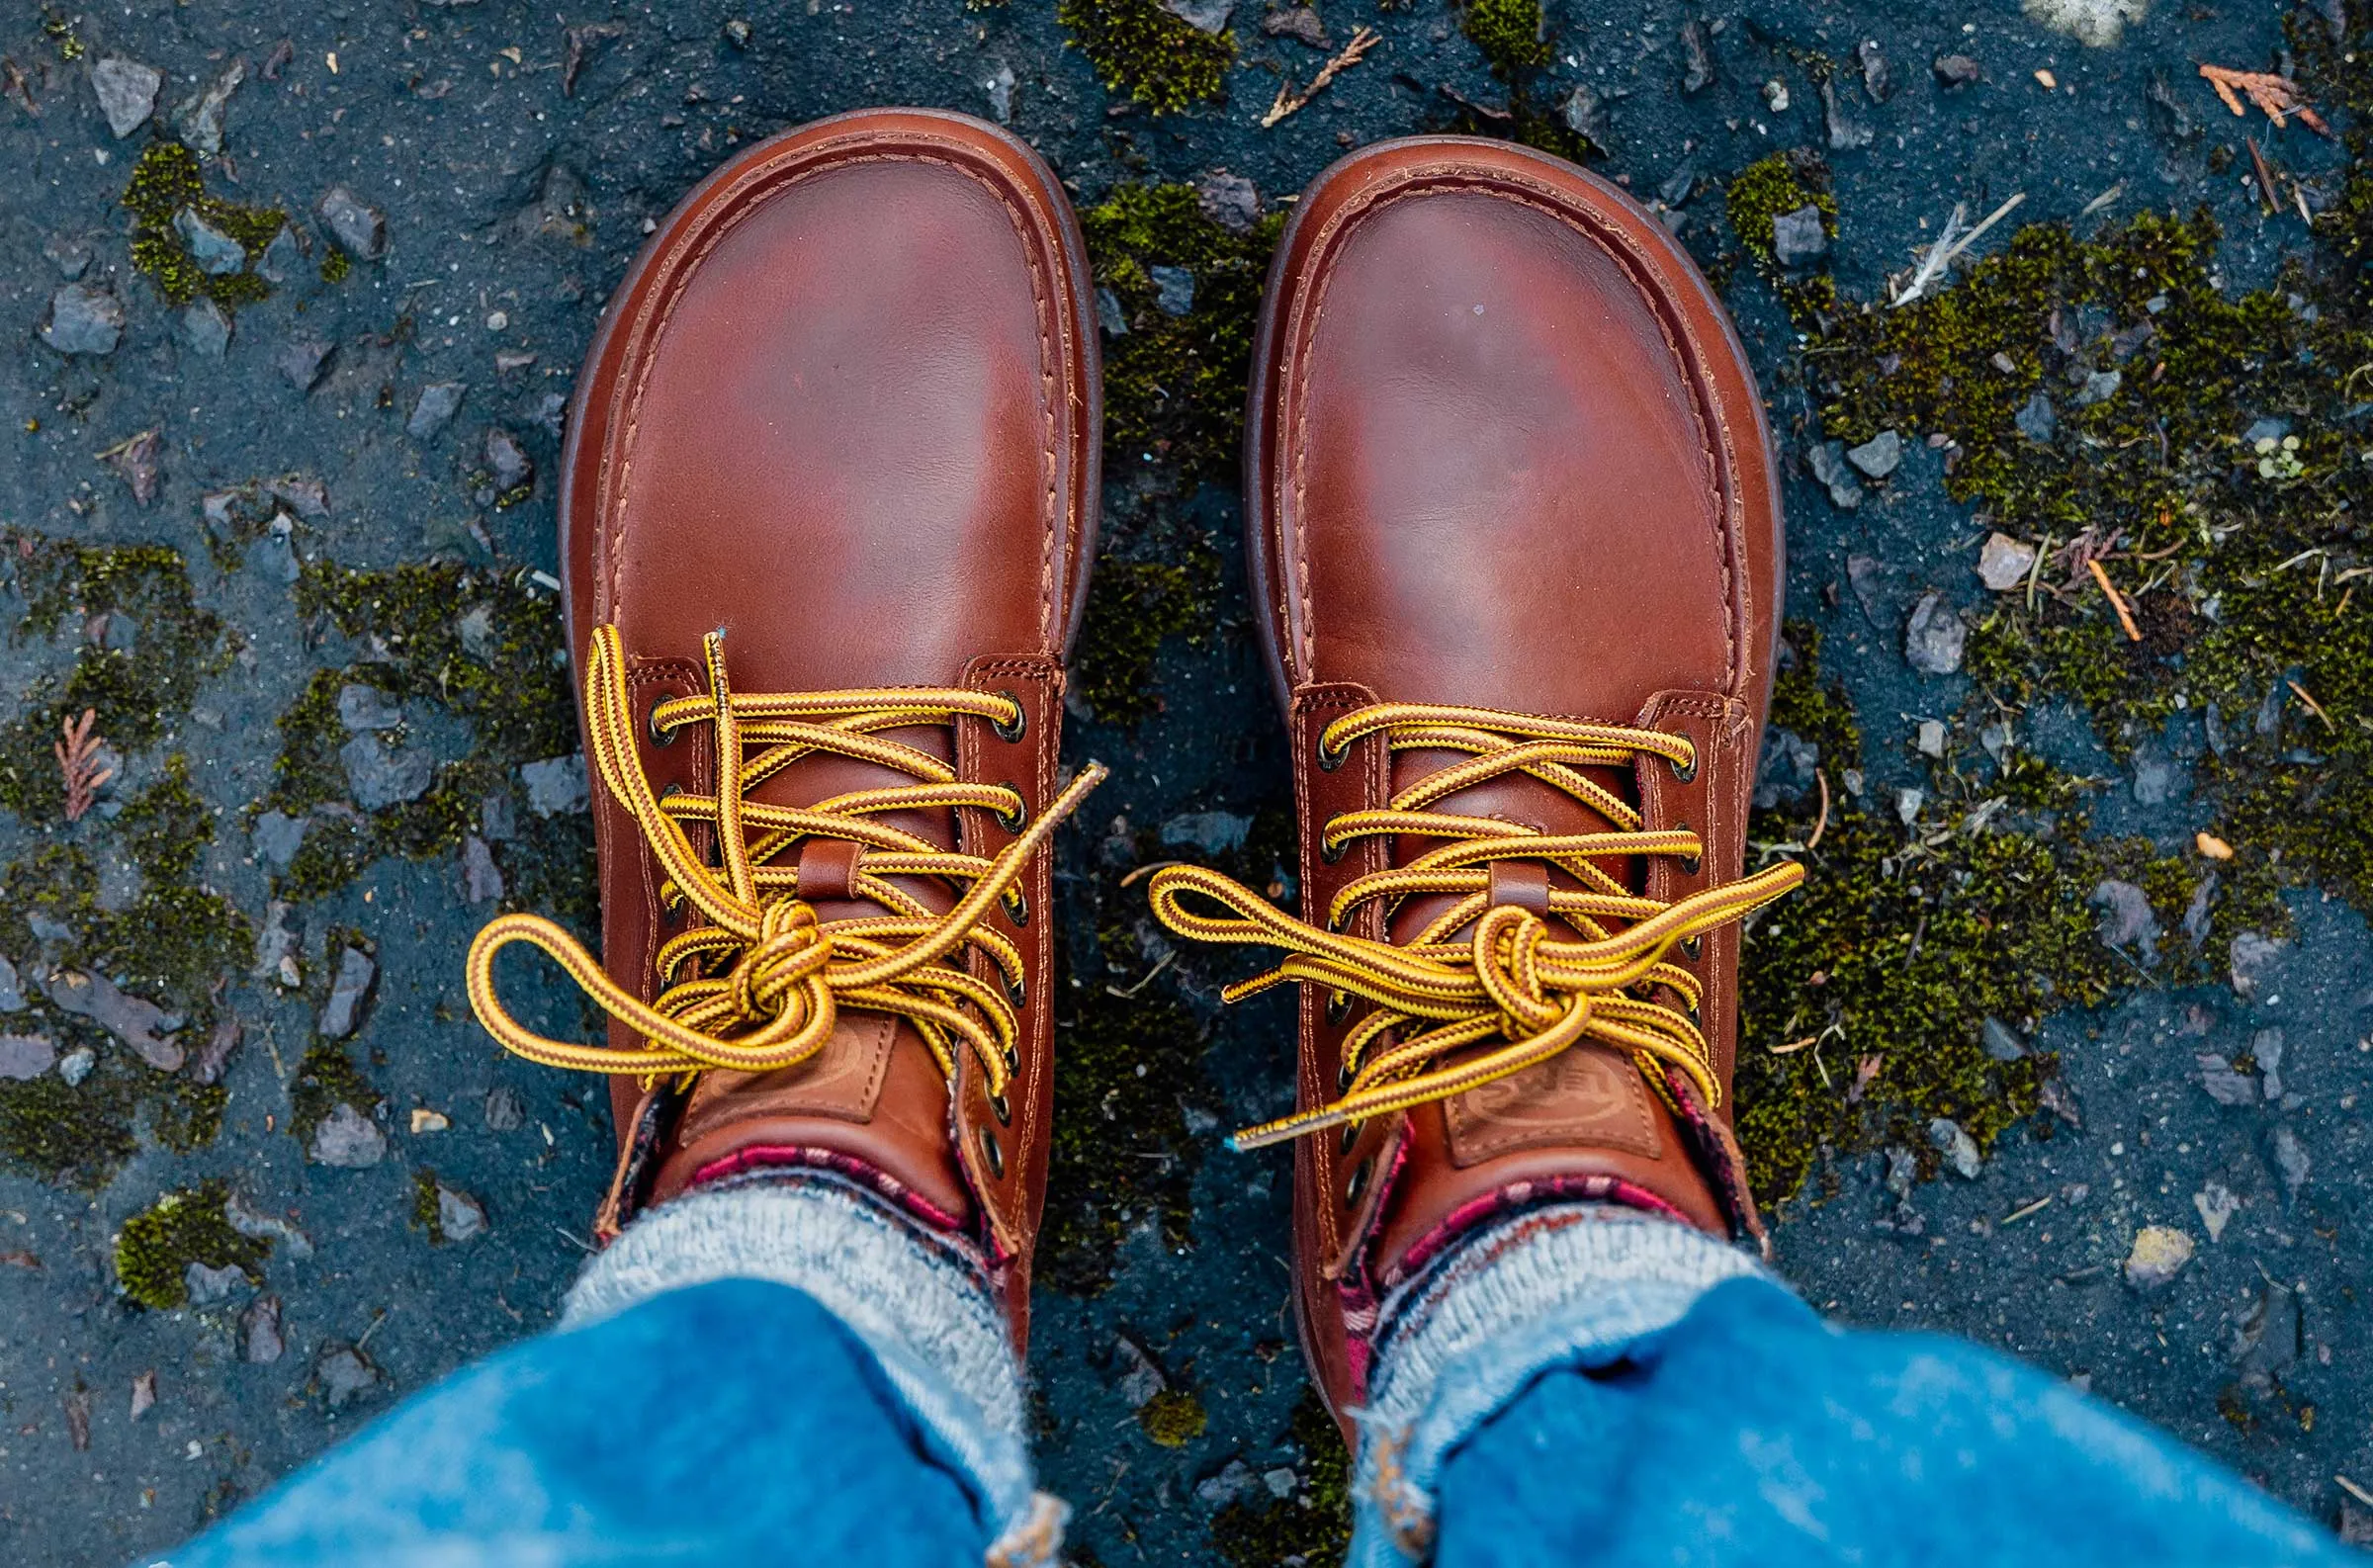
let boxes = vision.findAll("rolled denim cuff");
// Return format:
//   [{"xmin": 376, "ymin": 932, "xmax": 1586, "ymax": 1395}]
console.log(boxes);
[
  {"xmin": 562, "ymin": 1175, "xmax": 1064, "ymax": 1568},
  {"xmin": 1351, "ymin": 1203, "xmax": 1778, "ymax": 1566}
]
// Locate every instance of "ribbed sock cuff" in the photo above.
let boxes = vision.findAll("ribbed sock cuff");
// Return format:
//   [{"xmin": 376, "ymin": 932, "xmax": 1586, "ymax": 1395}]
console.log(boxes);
[
  {"xmin": 1351, "ymin": 1202, "xmax": 1778, "ymax": 1566},
  {"xmin": 562, "ymin": 1175, "xmax": 1063, "ymax": 1566}
]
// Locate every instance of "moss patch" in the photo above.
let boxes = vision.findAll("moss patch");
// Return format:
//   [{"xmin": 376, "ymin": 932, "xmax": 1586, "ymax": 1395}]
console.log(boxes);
[
  {"xmin": 1059, "ymin": 0, "xmax": 1235, "ymax": 115},
  {"xmin": 289, "ymin": 1040, "xmax": 384, "ymax": 1154},
  {"xmin": 121, "ymin": 139, "xmax": 287, "ymax": 310},
  {"xmin": 411, "ymin": 1168, "xmax": 447, "ymax": 1243},
  {"xmin": 1737, "ymin": 629, "xmax": 2212, "ymax": 1204},
  {"xmin": 1137, "ymin": 1386, "xmax": 1208, "ymax": 1446},
  {"xmin": 0, "ymin": 539, "xmax": 239, "ymax": 822},
  {"xmin": 113, "ymin": 1180, "xmax": 269, "ymax": 1311},
  {"xmin": 1462, "ymin": 0, "xmax": 1549, "ymax": 74},
  {"xmin": 1212, "ymin": 1389, "xmax": 1352, "ymax": 1567},
  {"xmin": 263, "ymin": 561, "xmax": 590, "ymax": 916},
  {"xmin": 1723, "ymin": 149, "xmax": 1839, "ymax": 318}
]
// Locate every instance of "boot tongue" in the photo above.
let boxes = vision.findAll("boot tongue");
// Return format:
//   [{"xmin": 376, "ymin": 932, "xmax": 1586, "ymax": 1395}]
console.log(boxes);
[
  {"xmin": 1381, "ymin": 747, "xmax": 1639, "ymax": 946},
  {"xmin": 650, "ymin": 723, "xmax": 975, "ymax": 1224}
]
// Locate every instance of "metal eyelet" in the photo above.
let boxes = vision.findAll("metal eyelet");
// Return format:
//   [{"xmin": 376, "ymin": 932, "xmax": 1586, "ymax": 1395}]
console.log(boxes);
[
  {"xmin": 1668, "ymin": 746, "xmax": 1698, "ymax": 783},
  {"xmin": 978, "ymin": 1126, "xmax": 1006, "ymax": 1178},
  {"xmin": 659, "ymin": 781, "xmax": 683, "ymax": 802},
  {"xmin": 1006, "ymin": 973, "xmax": 1028, "ymax": 1008},
  {"xmin": 1674, "ymin": 825, "xmax": 1700, "ymax": 876},
  {"xmin": 1003, "ymin": 888, "xmax": 1030, "ymax": 927},
  {"xmin": 1317, "ymin": 733, "xmax": 1349, "ymax": 771},
  {"xmin": 648, "ymin": 698, "xmax": 677, "ymax": 747},
  {"xmin": 1320, "ymin": 835, "xmax": 1347, "ymax": 865},
  {"xmin": 1336, "ymin": 1058, "xmax": 1356, "ymax": 1093},
  {"xmin": 1003, "ymin": 1043, "xmax": 1020, "ymax": 1075},
  {"xmin": 1326, "ymin": 991, "xmax": 1352, "ymax": 1026},
  {"xmin": 1343, "ymin": 1159, "xmax": 1370, "ymax": 1206},
  {"xmin": 1338, "ymin": 1121, "xmax": 1360, "ymax": 1156},
  {"xmin": 990, "ymin": 1092, "xmax": 1012, "ymax": 1127},
  {"xmin": 995, "ymin": 790, "xmax": 1028, "ymax": 833},
  {"xmin": 992, "ymin": 692, "xmax": 1027, "ymax": 743},
  {"xmin": 1681, "ymin": 934, "xmax": 1703, "ymax": 960},
  {"xmin": 1686, "ymin": 1002, "xmax": 1704, "ymax": 1028}
]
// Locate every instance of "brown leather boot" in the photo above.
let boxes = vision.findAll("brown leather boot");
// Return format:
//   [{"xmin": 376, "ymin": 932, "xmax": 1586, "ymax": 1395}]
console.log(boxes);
[
  {"xmin": 465, "ymin": 109, "xmax": 1102, "ymax": 1347},
  {"xmin": 1148, "ymin": 137, "xmax": 1802, "ymax": 1435}
]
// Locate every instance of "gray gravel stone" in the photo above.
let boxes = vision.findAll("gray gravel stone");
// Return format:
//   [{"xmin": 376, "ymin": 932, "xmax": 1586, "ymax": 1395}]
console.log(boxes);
[
  {"xmin": 173, "ymin": 207, "xmax": 247, "ymax": 275},
  {"xmin": 437, "ymin": 1185, "xmax": 488, "ymax": 1244},
  {"xmin": 277, "ymin": 336, "xmax": 335, "ymax": 392},
  {"xmin": 182, "ymin": 298, "xmax": 232, "ymax": 358},
  {"xmin": 174, "ymin": 58, "xmax": 245, "ymax": 155},
  {"xmin": 1095, "ymin": 287, "xmax": 1128, "ymax": 338},
  {"xmin": 522, "ymin": 754, "xmax": 589, "ymax": 817},
  {"xmin": 316, "ymin": 186, "xmax": 388, "ymax": 259},
  {"xmin": 1903, "ymin": 593, "xmax": 1967, "ymax": 675},
  {"xmin": 1845, "ymin": 429, "xmax": 1902, "ymax": 479},
  {"xmin": 1806, "ymin": 441, "xmax": 1864, "ymax": 510},
  {"xmin": 42, "ymin": 283, "xmax": 125, "ymax": 356},
  {"xmin": 241, "ymin": 1295, "xmax": 284, "ymax": 1364},
  {"xmin": 309, "ymin": 1103, "xmax": 387, "ymax": 1169},
  {"xmin": 2229, "ymin": 931, "xmax": 2287, "ymax": 1001},
  {"xmin": 1976, "ymin": 532, "xmax": 2038, "ymax": 590},
  {"xmin": 484, "ymin": 1085, "xmax": 527, "ymax": 1131},
  {"xmin": 44, "ymin": 970, "xmax": 182, "ymax": 1072},
  {"xmin": 91, "ymin": 56, "xmax": 162, "ymax": 138},
  {"xmin": 2089, "ymin": 879, "xmax": 2160, "ymax": 962},
  {"xmin": 1159, "ymin": 0, "xmax": 1236, "ymax": 32},
  {"xmin": 1927, "ymin": 1117, "xmax": 1981, "ymax": 1178},
  {"xmin": 461, "ymin": 835, "xmax": 504, "ymax": 905},
  {"xmin": 1150, "ymin": 265, "xmax": 1196, "ymax": 317},
  {"xmin": 250, "ymin": 810, "xmax": 308, "ymax": 871},
  {"xmin": 256, "ymin": 223, "xmax": 303, "ymax": 284},
  {"xmin": 0, "ymin": 953, "xmax": 22, "ymax": 1012},
  {"xmin": 1752, "ymin": 728, "xmax": 1818, "ymax": 809},
  {"xmin": 184, "ymin": 1262, "xmax": 250, "ymax": 1307},
  {"xmin": 341, "ymin": 733, "xmax": 435, "ymax": 811},
  {"xmin": 1194, "ymin": 172, "xmax": 1259, "ymax": 234},
  {"xmin": 317, "ymin": 946, "xmax": 377, "ymax": 1040},
  {"xmin": 315, "ymin": 1343, "xmax": 382, "ymax": 1408},
  {"xmin": 2015, "ymin": 389, "xmax": 2058, "ymax": 443},
  {"xmin": 56, "ymin": 1048, "xmax": 94, "ymax": 1088},
  {"xmin": 337, "ymin": 684, "xmax": 402, "ymax": 732},
  {"xmin": 1980, "ymin": 1017, "xmax": 2027, "ymax": 1062},
  {"xmin": 2268, "ymin": 1124, "xmax": 2312, "ymax": 1203},
  {"xmin": 2123, "ymin": 1225, "xmax": 2194, "ymax": 1290},
  {"xmin": 0, "ymin": 1034, "xmax": 56, "ymax": 1081},
  {"xmin": 406, "ymin": 382, "xmax": 469, "ymax": 440},
  {"xmin": 1771, "ymin": 204, "xmax": 1828, "ymax": 266}
]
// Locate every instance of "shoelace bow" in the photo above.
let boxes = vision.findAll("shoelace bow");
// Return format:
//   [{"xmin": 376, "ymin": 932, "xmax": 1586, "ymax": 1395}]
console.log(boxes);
[
  {"xmin": 1148, "ymin": 703, "xmax": 1803, "ymax": 1151},
  {"xmin": 467, "ymin": 624, "xmax": 1102, "ymax": 1099}
]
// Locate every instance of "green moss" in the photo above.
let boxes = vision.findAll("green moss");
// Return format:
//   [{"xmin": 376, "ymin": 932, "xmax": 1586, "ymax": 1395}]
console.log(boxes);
[
  {"xmin": 1073, "ymin": 559, "xmax": 1215, "ymax": 726},
  {"xmin": 113, "ymin": 1181, "xmax": 268, "ymax": 1311},
  {"xmin": 0, "ymin": 539, "xmax": 240, "ymax": 820},
  {"xmin": 1136, "ymin": 1386, "xmax": 1208, "ymax": 1446},
  {"xmin": 120, "ymin": 140, "xmax": 286, "ymax": 310},
  {"xmin": 1059, "ymin": 0, "xmax": 1235, "ymax": 115},
  {"xmin": 0, "ymin": 1070, "xmax": 140, "ymax": 1185},
  {"xmin": 260, "ymin": 562, "xmax": 589, "ymax": 911},
  {"xmin": 117, "ymin": 754, "xmax": 212, "ymax": 884},
  {"xmin": 1212, "ymin": 1390, "xmax": 1352, "ymax": 1567},
  {"xmin": 154, "ymin": 1081, "xmax": 228, "ymax": 1153},
  {"xmin": 1736, "ymin": 630, "xmax": 2210, "ymax": 1204},
  {"xmin": 319, "ymin": 247, "xmax": 351, "ymax": 285},
  {"xmin": 1463, "ymin": 0, "xmax": 1549, "ymax": 74},
  {"xmin": 1082, "ymin": 183, "xmax": 1282, "ymax": 467},
  {"xmin": 1725, "ymin": 150, "xmax": 1836, "ymax": 272},
  {"xmin": 411, "ymin": 1169, "xmax": 447, "ymax": 1243},
  {"xmin": 289, "ymin": 1040, "xmax": 383, "ymax": 1153}
]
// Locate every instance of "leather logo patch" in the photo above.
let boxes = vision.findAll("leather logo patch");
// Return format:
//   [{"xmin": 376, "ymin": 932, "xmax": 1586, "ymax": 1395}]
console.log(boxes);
[
  {"xmin": 679, "ymin": 1013, "xmax": 897, "ymax": 1138},
  {"xmin": 1444, "ymin": 1045, "xmax": 1661, "ymax": 1167}
]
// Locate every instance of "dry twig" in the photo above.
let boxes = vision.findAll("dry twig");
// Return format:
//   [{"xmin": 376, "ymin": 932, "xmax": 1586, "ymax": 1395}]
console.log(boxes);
[
  {"xmin": 1263, "ymin": 27, "xmax": 1378, "ymax": 129},
  {"xmin": 55, "ymin": 709, "xmax": 113, "ymax": 822},
  {"xmin": 2199, "ymin": 64, "xmax": 2331, "ymax": 137},
  {"xmin": 1890, "ymin": 192, "xmax": 2025, "ymax": 308},
  {"xmin": 2287, "ymin": 679, "xmax": 2335, "ymax": 732},
  {"xmin": 2086, "ymin": 559, "xmax": 2143, "ymax": 643},
  {"xmin": 1805, "ymin": 767, "xmax": 1831, "ymax": 851}
]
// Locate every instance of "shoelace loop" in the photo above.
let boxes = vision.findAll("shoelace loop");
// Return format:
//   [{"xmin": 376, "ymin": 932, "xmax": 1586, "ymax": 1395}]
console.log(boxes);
[
  {"xmin": 1148, "ymin": 702, "xmax": 1802, "ymax": 1151},
  {"xmin": 466, "ymin": 624, "xmax": 1101, "ymax": 1097}
]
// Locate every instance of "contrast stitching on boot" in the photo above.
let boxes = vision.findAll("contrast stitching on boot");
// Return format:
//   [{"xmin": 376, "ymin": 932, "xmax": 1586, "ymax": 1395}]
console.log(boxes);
[
  {"xmin": 467, "ymin": 625, "xmax": 1102, "ymax": 1090},
  {"xmin": 1149, "ymin": 703, "xmax": 1802, "ymax": 1151}
]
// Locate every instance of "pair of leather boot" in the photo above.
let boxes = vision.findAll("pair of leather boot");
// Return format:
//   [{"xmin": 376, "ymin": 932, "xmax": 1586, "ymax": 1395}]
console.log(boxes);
[{"xmin": 465, "ymin": 109, "xmax": 1800, "ymax": 1433}]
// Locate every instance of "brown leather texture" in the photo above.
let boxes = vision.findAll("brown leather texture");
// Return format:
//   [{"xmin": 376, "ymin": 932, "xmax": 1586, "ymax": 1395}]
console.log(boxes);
[
  {"xmin": 1246, "ymin": 137, "xmax": 1783, "ymax": 1431},
  {"xmin": 558, "ymin": 109, "xmax": 1099, "ymax": 1346}
]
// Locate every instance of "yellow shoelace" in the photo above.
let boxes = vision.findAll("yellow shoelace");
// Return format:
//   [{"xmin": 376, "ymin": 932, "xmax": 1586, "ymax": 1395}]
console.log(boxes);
[
  {"xmin": 466, "ymin": 624, "xmax": 1102, "ymax": 1098},
  {"xmin": 1147, "ymin": 703, "xmax": 1802, "ymax": 1151}
]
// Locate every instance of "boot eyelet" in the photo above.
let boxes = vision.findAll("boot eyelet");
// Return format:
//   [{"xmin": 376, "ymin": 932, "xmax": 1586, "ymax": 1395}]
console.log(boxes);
[
  {"xmin": 1668, "ymin": 746, "xmax": 1698, "ymax": 783},
  {"xmin": 1336, "ymin": 1058, "xmax": 1356, "ymax": 1093},
  {"xmin": 995, "ymin": 790, "xmax": 1028, "ymax": 832},
  {"xmin": 1004, "ymin": 888, "xmax": 1030, "ymax": 927},
  {"xmin": 649, "ymin": 699, "xmax": 678, "ymax": 747},
  {"xmin": 1006, "ymin": 974, "xmax": 1028, "ymax": 1007},
  {"xmin": 1673, "ymin": 826, "xmax": 1701, "ymax": 876},
  {"xmin": 978, "ymin": 1127, "xmax": 1006, "ymax": 1178},
  {"xmin": 1681, "ymin": 934, "xmax": 1703, "ymax": 960},
  {"xmin": 659, "ymin": 781, "xmax": 683, "ymax": 802},
  {"xmin": 990, "ymin": 1092, "xmax": 1012, "ymax": 1127},
  {"xmin": 1343, "ymin": 1159, "xmax": 1370, "ymax": 1206},
  {"xmin": 1003, "ymin": 1043, "xmax": 1020, "ymax": 1075},
  {"xmin": 992, "ymin": 693, "xmax": 1027, "ymax": 743},
  {"xmin": 1317, "ymin": 734, "xmax": 1349, "ymax": 771},
  {"xmin": 1326, "ymin": 991, "xmax": 1352, "ymax": 1026},
  {"xmin": 1686, "ymin": 1002, "xmax": 1704, "ymax": 1028},
  {"xmin": 1338, "ymin": 1122, "xmax": 1360, "ymax": 1156},
  {"xmin": 1320, "ymin": 836, "xmax": 1347, "ymax": 864}
]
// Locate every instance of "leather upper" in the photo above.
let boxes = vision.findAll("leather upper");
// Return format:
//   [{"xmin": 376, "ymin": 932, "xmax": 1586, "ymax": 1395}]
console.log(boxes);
[
  {"xmin": 558, "ymin": 110, "xmax": 1099, "ymax": 1342},
  {"xmin": 1245, "ymin": 138, "xmax": 1784, "ymax": 1428}
]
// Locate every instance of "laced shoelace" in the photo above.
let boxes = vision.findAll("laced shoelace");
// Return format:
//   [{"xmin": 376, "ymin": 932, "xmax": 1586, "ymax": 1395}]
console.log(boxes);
[
  {"xmin": 1147, "ymin": 703, "xmax": 1803, "ymax": 1151},
  {"xmin": 467, "ymin": 623, "xmax": 1102, "ymax": 1098}
]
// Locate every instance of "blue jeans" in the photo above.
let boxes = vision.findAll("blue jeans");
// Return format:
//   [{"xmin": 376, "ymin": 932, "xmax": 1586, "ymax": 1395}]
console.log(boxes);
[{"xmin": 152, "ymin": 1267, "xmax": 2345, "ymax": 1567}]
